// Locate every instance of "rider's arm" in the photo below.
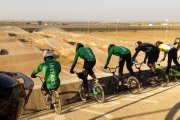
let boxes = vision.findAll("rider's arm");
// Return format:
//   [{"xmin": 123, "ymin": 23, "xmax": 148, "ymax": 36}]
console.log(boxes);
[
  {"xmin": 144, "ymin": 52, "xmax": 149, "ymax": 63},
  {"xmin": 161, "ymin": 52, "xmax": 167, "ymax": 61},
  {"xmin": 31, "ymin": 63, "xmax": 43, "ymax": 76},
  {"xmin": 70, "ymin": 52, "xmax": 79, "ymax": 71},
  {"xmin": 132, "ymin": 49, "xmax": 140, "ymax": 63},
  {"xmin": 104, "ymin": 49, "xmax": 113, "ymax": 67}
]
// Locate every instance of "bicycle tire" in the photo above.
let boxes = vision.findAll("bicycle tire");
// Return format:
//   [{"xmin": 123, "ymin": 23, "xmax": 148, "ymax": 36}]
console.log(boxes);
[
  {"xmin": 51, "ymin": 91, "xmax": 61, "ymax": 114},
  {"xmin": 156, "ymin": 70, "xmax": 169, "ymax": 87},
  {"xmin": 45, "ymin": 94, "xmax": 51, "ymax": 111},
  {"xmin": 79, "ymin": 85, "xmax": 87, "ymax": 101},
  {"xmin": 127, "ymin": 77, "xmax": 140, "ymax": 94},
  {"xmin": 94, "ymin": 83, "xmax": 105, "ymax": 103},
  {"xmin": 108, "ymin": 78, "xmax": 119, "ymax": 94}
]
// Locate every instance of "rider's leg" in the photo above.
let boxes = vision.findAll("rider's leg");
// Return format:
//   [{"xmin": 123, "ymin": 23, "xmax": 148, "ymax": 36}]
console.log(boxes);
[
  {"xmin": 125, "ymin": 53, "xmax": 135, "ymax": 76},
  {"xmin": 172, "ymin": 48, "xmax": 180, "ymax": 67},
  {"xmin": 41, "ymin": 82, "xmax": 48, "ymax": 95},
  {"xmin": 119, "ymin": 56, "xmax": 126, "ymax": 84},
  {"xmin": 81, "ymin": 70, "xmax": 88, "ymax": 92},
  {"xmin": 82, "ymin": 60, "xmax": 93, "ymax": 94},
  {"xmin": 167, "ymin": 52, "xmax": 173, "ymax": 75},
  {"xmin": 148, "ymin": 63, "xmax": 156, "ymax": 73},
  {"xmin": 148, "ymin": 47, "xmax": 160, "ymax": 73},
  {"xmin": 89, "ymin": 61, "xmax": 99, "ymax": 82}
]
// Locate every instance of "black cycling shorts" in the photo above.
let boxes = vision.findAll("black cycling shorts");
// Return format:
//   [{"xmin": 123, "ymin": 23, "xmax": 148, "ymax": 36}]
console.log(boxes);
[
  {"xmin": 83, "ymin": 60, "xmax": 96, "ymax": 75},
  {"xmin": 148, "ymin": 47, "xmax": 160, "ymax": 64}
]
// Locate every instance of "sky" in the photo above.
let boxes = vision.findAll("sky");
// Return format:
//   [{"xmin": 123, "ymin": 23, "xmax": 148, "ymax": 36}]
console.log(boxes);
[{"xmin": 0, "ymin": 0, "xmax": 180, "ymax": 22}]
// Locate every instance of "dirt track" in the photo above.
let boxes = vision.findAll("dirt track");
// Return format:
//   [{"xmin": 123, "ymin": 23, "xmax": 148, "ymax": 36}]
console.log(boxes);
[{"xmin": 0, "ymin": 26, "xmax": 179, "ymax": 82}]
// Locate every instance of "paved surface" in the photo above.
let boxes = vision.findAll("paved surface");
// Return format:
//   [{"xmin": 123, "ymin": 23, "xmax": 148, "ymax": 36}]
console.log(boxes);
[{"xmin": 23, "ymin": 81, "xmax": 180, "ymax": 120}]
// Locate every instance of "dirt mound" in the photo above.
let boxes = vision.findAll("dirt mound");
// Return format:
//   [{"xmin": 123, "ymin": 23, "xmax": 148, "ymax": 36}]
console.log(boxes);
[
  {"xmin": 58, "ymin": 48, "xmax": 74, "ymax": 57},
  {"xmin": 0, "ymin": 26, "xmax": 28, "ymax": 34},
  {"xmin": 38, "ymin": 27, "xmax": 66, "ymax": 34}
]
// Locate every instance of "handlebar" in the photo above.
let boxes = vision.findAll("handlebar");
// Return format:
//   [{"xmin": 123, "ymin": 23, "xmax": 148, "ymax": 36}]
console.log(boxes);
[
  {"xmin": 133, "ymin": 62, "xmax": 143, "ymax": 70},
  {"xmin": 35, "ymin": 76, "xmax": 44, "ymax": 83},
  {"xmin": 106, "ymin": 66, "xmax": 119, "ymax": 73}
]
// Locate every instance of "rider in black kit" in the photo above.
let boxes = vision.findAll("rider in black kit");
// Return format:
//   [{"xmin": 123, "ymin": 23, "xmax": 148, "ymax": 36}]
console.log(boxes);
[{"xmin": 132, "ymin": 41, "xmax": 160, "ymax": 73}]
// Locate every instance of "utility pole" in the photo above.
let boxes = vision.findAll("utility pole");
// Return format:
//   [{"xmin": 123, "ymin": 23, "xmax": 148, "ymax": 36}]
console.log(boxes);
[
  {"xmin": 88, "ymin": 21, "xmax": 90, "ymax": 40},
  {"xmin": 116, "ymin": 20, "xmax": 118, "ymax": 41},
  {"xmin": 165, "ymin": 19, "xmax": 169, "ymax": 41}
]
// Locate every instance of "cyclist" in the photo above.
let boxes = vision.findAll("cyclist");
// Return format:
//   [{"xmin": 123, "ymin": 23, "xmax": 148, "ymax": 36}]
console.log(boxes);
[
  {"xmin": 132, "ymin": 41, "xmax": 160, "ymax": 73},
  {"xmin": 31, "ymin": 49, "xmax": 61, "ymax": 94},
  {"xmin": 70, "ymin": 43, "xmax": 98, "ymax": 96},
  {"xmin": 104, "ymin": 44, "xmax": 135, "ymax": 83},
  {"xmin": 156, "ymin": 41, "xmax": 179, "ymax": 75}
]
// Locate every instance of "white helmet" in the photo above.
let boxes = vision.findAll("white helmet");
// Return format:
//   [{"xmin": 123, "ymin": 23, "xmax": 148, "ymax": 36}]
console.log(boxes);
[{"xmin": 43, "ymin": 49, "xmax": 54, "ymax": 59}]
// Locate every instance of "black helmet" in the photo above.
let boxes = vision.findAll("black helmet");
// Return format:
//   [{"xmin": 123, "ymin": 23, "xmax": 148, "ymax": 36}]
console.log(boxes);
[
  {"xmin": 0, "ymin": 73, "xmax": 26, "ymax": 120},
  {"xmin": 174, "ymin": 37, "xmax": 180, "ymax": 45},
  {"xmin": 108, "ymin": 44, "xmax": 115, "ymax": 52},
  {"xmin": 76, "ymin": 43, "xmax": 84, "ymax": 51},
  {"xmin": 135, "ymin": 41, "xmax": 142, "ymax": 49},
  {"xmin": 156, "ymin": 41, "xmax": 163, "ymax": 47}
]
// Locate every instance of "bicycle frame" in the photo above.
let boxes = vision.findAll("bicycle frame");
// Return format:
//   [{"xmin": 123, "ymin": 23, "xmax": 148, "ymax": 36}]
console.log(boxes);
[
  {"xmin": 134, "ymin": 62, "xmax": 147, "ymax": 79},
  {"xmin": 134, "ymin": 62, "xmax": 155, "ymax": 83},
  {"xmin": 107, "ymin": 66, "xmax": 140, "ymax": 94},
  {"xmin": 74, "ymin": 71, "xmax": 98, "ymax": 95},
  {"xmin": 107, "ymin": 66, "xmax": 119, "ymax": 80},
  {"xmin": 35, "ymin": 76, "xmax": 52, "ymax": 95}
]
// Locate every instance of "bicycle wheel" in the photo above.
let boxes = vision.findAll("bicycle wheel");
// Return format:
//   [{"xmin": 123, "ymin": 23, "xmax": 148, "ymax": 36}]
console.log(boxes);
[
  {"xmin": 44, "ymin": 93, "xmax": 52, "ymax": 111},
  {"xmin": 127, "ymin": 77, "xmax": 140, "ymax": 94},
  {"xmin": 169, "ymin": 68, "xmax": 180, "ymax": 80},
  {"xmin": 156, "ymin": 70, "xmax": 169, "ymax": 87},
  {"xmin": 51, "ymin": 91, "xmax": 61, "ymax": 114},
  {"xmin": 79, "ymin": 85, "xmax": 87, "ymax": 101},
  {"xmin": 93, "ymin": 83, "xmax": 105, "ymax": 103},
  {"xmin": 108, "ymin": 78, "xmax": 119, "ymax": 94}
]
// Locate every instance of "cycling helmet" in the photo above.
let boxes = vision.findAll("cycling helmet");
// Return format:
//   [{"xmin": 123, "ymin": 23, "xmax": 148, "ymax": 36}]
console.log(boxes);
[
  {"xmin": 76, "ymin": 43, "xmax": 84, "ymax": 51},
  {"xmin": 43, "ymin": 49, "xmax": 54, "ymax": 61},
  {"xmin": 135, "ymin": 41, "xmax": 142, "ymax": 50},
  {"xmin": 174, "ymin": 38, "xmax": 180, "ymax": 45},
  {"xmin": 155, "ymin": 41, "xmax": 163, "ymax": 47},
  {"xmin": 108, "ymin": 44, "xmax": 115, "ymax": 52},
  {"xmin": 0, "ymin": 73, "xmax": 26, "ymax": 120}
]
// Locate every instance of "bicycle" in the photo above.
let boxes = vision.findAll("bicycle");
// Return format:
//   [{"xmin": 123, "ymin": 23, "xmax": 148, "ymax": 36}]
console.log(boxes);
[
  {"xmin": 74, "ymin": 72, "xmax": 105, "ymax": 103},
  {"xmin": 36, "ymin": 76, "xmax": 61, "ymax": 114},
  {"xmin": 157, "ymin": 63, "xmax": 180, "ymax": 81},
  {"xmin": 134, "ymin": 62, "xmax": 169, "ymax": 87},
  {"xmin": 107, "ymin": 66, "xmax": 140, "ymax": 94}
]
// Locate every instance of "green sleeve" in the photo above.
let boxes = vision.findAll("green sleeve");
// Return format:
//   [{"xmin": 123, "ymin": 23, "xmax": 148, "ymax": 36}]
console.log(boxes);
[
  {"xmin": 104, "ymin": 49, "xmax": 113, "ymax": 67},
  {"xmin": 71, "ymin": 52, "xmax": 79, "ymax": 70},
  {"xmin": 32, "ymin": 63, "xmax": 43, "ymax": 75}
]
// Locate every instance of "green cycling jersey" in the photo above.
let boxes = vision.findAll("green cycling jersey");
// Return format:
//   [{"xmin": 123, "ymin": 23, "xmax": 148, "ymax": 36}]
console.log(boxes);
[
  {"xmin": 104, "ymin": 46, "xmax": 130, "ymax": 67},
  {"xmin": 71, "ymin": 47, "xmax": 96, "ymax": 70},
  {"xmin": 32, "ymin": 58, "xmax": 61, "ymax": 89}
]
